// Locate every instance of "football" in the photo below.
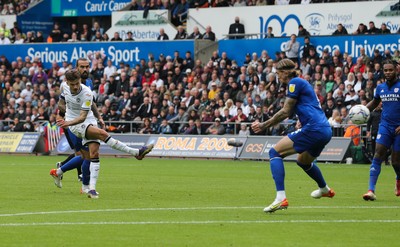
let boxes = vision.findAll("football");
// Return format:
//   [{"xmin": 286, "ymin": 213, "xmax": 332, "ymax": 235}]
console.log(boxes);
[{"xmin": 348, "ymin": 104, "xmax": 370, "ymax": 125}]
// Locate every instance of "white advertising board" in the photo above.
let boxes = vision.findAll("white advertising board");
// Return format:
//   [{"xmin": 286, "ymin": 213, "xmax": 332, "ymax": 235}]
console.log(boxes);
[
  {"xmin": 0, "ymin": 15, "xmax": 16, "ymax": 31},
  {"xmin": 187, "ymin": 1, "xmax": 400, "ymax": 40},
  {"xmin": 107, "ymin": 10, "xmax": 178, "ymax": 41}
]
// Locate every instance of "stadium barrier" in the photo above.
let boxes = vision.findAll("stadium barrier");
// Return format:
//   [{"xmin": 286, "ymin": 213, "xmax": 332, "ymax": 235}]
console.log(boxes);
[
  {"xmin": 54, "ymin": 133, "xmax": 352, "ymax": 162},
  {"xmin": 0, "ymin": 132, "xmax": 44, "ymax": 153},
  {"xmin": 0, "ymin": 119, "xmax": 368, "ymax": 162},
  {"xmin": 42, "ymin": 122, "xmax": 64, "ymax": 153}
]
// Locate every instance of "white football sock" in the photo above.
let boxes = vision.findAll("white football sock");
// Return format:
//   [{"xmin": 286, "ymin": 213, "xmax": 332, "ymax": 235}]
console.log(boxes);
[
  {"xmin": 275, "ymin": 190, "xmax": 286, "ymax": 202},
  {"xmin": 89, "ymin": 161, "xmax": 100, "ymax": 191},
  {"xmin": 320, "ymin": 186, "xmax": 330, "ymax": 193},
  {"xmin": 105, "ymin": 136, "xmax": 139, "ymax": 155},
  {"xmin": 56, "ymin": 168, "xmax": 63, "ymax": 176}
]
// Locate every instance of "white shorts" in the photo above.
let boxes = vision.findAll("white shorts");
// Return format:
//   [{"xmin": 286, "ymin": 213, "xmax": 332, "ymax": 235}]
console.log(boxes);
[{"xmin": 69, "ymin": 118, "xmax": 100, "ymax": 146}]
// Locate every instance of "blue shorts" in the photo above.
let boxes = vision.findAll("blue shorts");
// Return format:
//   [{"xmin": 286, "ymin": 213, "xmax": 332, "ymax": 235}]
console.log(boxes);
[
  {"xmin": 376, "ymin": 124, "xmax": 400, "ymax": 152},
  {"xmin": 64, "ymin": 128, "xmax": 88, "ymax": 152},
  {"xmin": 288, "ymin": 126, "xmax": 332, "ymax": 157}
]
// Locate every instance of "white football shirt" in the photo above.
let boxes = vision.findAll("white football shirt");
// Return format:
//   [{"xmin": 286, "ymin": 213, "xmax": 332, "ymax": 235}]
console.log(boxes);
[{"xmin": 61, "ymin": 81, "xmax": 95, "ymax": 122}]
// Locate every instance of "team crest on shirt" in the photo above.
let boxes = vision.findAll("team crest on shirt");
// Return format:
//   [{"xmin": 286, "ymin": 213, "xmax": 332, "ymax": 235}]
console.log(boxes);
[
  {"xmin": 289, "ymin": 84, "xmax": 295, "ymax": 93},
  {"xmin": 77, "ymin": 98, "xmax": 81, "ymax": 103},
  {"xmin": 395, "ymin": 88, "xmax": 399, "ymax": 93},
  {"xmin": 377, "ymin": 134, "xmax": 381, "ymax": 140},
  {"xmin": 85, "ymin": 101, "xmax": 91, "ymax": 107}
]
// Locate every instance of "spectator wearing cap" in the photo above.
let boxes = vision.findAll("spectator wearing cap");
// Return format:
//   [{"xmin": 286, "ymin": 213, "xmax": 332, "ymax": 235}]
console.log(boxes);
[
  {"xmin": 157, "ymin": 28, "xmax": 169, "ymax": 40},
  {"xmin": 205, "ymin": 118, "xmax": 225, "ymax": 135},
  {"xmin": 372, "ymin": 49, "xmax": 383, "ymax": 65},
  {"xmin": 20, "ymin": 82, "xmax": 33, "ymax": 102},
  {"xmin": 243, "ymin": 53, "xmax": 251, "ymax": 67}
]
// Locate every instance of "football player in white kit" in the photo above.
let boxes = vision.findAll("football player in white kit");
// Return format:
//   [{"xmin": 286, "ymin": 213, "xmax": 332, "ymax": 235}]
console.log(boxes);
[{"xmin": 56, "ymin": 69, "xmax": 154, "ymax": 198}]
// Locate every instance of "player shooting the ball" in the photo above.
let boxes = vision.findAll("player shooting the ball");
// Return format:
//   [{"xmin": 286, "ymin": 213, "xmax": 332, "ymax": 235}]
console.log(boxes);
[{"xmin": 55, "ymin": 69, "xmax": 153, "ymax": 199}]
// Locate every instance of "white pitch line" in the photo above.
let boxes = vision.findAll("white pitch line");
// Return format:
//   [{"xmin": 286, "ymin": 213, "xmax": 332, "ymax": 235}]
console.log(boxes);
[
  {"xmin": 1, "ymin": 219, "xmax": 400, "ymax": 227},
  {"xmin": 0, "ymin": 205, "xmax": 400, "ymax": 217}
]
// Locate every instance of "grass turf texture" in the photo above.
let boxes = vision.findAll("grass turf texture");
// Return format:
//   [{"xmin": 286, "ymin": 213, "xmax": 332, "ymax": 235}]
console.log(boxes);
[{"xmin": 0, "ymin": 155, "xmax": 399, "ymax": 246}]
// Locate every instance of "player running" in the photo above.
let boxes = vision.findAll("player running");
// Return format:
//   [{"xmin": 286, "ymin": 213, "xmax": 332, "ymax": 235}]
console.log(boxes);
[
  {"xmin": 363, "ymin": 59, "xmax": 400, "ymax": 201},
  {"xmin": 54, "ymin": 69, "xmax": 153, "ymax": 198},
  {"xmin": 252, "ymin": 59, "xmax": 335, "ymax": 213}
]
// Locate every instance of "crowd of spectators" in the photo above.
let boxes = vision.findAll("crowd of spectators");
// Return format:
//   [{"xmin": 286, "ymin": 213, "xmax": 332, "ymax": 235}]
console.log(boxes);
[
  {"xmin": 0, "ymin": 0, "xmax": 39, "ymax": 15},
  {"xmin": 1, "ymin": 27, "xmax": 399, "ymax": 136}
]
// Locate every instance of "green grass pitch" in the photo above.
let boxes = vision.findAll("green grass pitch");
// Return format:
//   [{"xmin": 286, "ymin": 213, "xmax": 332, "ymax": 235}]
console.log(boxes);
[{"xmin": 0, "ymin": 155, "xmax": 399, "ymax": 246}]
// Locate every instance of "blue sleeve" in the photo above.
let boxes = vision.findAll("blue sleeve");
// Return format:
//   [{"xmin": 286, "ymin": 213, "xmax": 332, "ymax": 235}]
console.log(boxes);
[{"xmin": 287, "ymin": 78, "xmax": 303, "ymax": 99}]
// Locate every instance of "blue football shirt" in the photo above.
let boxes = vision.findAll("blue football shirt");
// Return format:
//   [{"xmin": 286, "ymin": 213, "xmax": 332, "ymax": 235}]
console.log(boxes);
[
  {"xmin": 374, "ymin": 79, "xmax": 400, "ymax": 126},
  {"xmin": 286, "ymin": 77, "xmax": 330, "ymax": 130}
]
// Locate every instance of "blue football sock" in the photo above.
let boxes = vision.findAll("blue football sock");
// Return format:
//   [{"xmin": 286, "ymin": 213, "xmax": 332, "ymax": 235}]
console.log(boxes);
[
  {"xmin": 297, "ymin": 161, "xmax": 327, "ymax": 188},
  {"xmin": 81, "ymin": 159, "xmax": 90, "ymax": 186},
  {"xmin": 269, "ymin": 148, "xmax": 285, "ymax": 191},
  {"xmin": 270, "ymin": 158, "xmax": 285, "ymax": 191},
  {"xmin": 60, "ymin": 156, "xmax": 83, "ymax": 173},
  {"xmin": 369, "ymin": 158, "xmax": 382, "ymax": 192}
]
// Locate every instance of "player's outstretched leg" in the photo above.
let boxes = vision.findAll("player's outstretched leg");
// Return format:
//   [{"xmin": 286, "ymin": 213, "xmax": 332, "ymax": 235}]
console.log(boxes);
[
  {"xmin": 135, "ymin": 144, "xmax": 154, "ymax": 160},
  {"xmin": 103, "ymin": 134, "xmax": 154, "ymax": 160}
]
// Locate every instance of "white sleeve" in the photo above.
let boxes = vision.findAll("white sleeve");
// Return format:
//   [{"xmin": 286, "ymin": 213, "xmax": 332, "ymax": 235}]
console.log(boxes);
[{"xmin": 81, "ymin": 90, "xmax": 93, "ymax": 111}]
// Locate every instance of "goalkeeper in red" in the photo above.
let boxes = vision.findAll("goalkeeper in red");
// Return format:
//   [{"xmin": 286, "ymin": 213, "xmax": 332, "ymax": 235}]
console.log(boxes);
[
  {"xmin": 363, "ymin": 59, "xmax": 400, "ymax": 201},
  {"xmin": 252, "ymin": 59, "xmax": 335, "ymax": 213}
]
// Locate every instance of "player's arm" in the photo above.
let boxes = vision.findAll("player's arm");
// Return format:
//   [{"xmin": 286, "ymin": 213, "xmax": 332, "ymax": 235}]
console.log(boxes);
[
  {"xmin": 58, "ymin": 84, "xmax": 66, "ymax": 119},
  {"xmin": 58, "ymin": 97, "xmax": 66, "ymax": 118},
  {"xmin": 252, "ymin": 97, "xmax": 296, "ymax": 133},
  {"xmin": 57, "ymin": 110, "xmax": 89, "ymax": 128},
  {"xmin": 366, "ymin": 98, "xmax": 380, "ymax": 112},
  {"xmin": 91, "ymin": 101, "xmax": 105, "ymax": 129}
]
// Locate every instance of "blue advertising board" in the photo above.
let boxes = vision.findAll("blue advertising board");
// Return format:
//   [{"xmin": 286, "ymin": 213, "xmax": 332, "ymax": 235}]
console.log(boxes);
[
  {"xmin": 219, "ymin": 34, "xmax": 400, "ymax": 66},
  {"xmin": 0, "ymin": 41, "xmax": 194, "ymax": 68},
  {"xmin": 17, "ymin": 0, "xmax": 53, "ymax": 38},
  {"xmin": 51, "ymin": 0, "xmax": 131, "ymax": 17}
]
